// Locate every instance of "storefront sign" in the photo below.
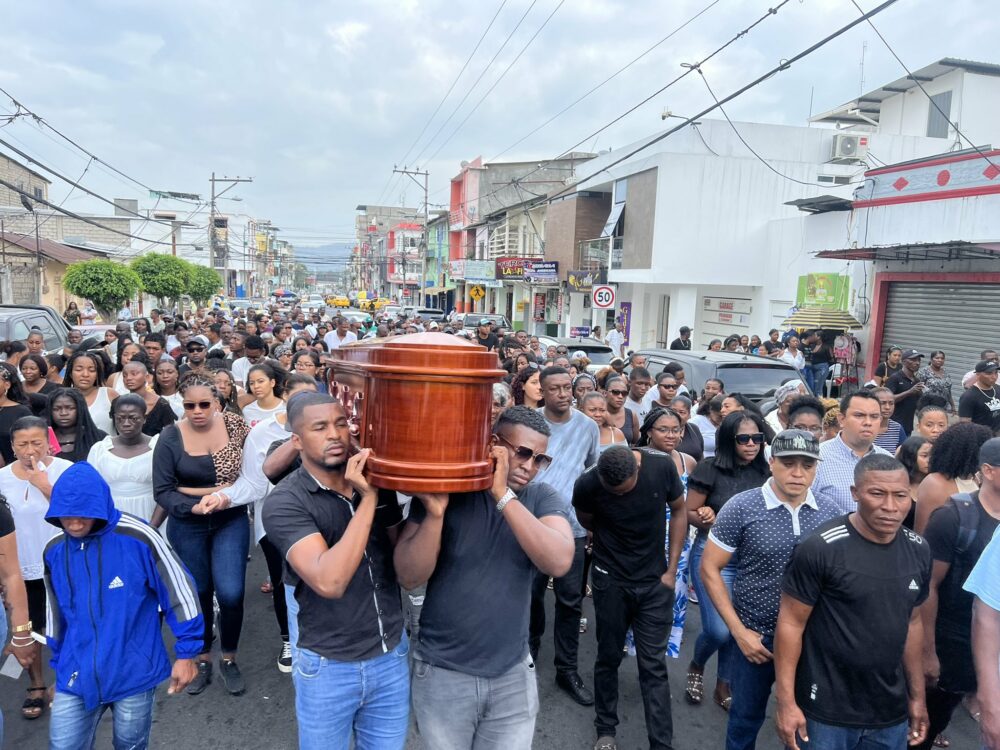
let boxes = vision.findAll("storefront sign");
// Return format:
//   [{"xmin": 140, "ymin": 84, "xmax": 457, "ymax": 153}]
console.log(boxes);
[
  {"xmin": 450, "ymin": 259, "xmax": 466, "ymax": 279},
  {"xmin": 496, "ymin": 257, "xmax": 525, "ymax": 279},
  {"xmin": 556, "ymin": 293, "xmax": 565, "ymax": 322},
  {"xmin": 464, "ymin": 260, "xmax": 496, "ymax": 282},
  {"xmin": 570, "ymin": 326, "xmax": 592, "ymax": 338},
  {"xmin": 796, "ymin": 273, "xmax": 849, "ymax": 310},
  {"xmin": 566, "ymin": 268, "xmax": 605, "ymax": 293},
  {"xmin": 532, "ymin": 292, "xmax": 546, "ymax": 322},
  {"xmin": 618, "ymin": 302, "xmax": 632, "ymax": 346},
  {"xmin": 524, "ymin": 260, "xmax": 558, "ymax": 285}
]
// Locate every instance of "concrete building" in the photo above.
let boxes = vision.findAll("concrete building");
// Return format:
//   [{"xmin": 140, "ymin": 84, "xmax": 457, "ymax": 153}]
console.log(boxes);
[
  {"xmin": 550, "ymin": 58, "xmax": 998, "ymax": 358},
  {"xmin": 354, "ymin": 204, "xmax": 418, "ymax": 297}
]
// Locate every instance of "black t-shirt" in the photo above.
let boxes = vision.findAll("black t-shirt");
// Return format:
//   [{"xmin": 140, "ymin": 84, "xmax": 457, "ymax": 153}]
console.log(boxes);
[
  {"xmin": 572, "ymin": 449, "xmax": 685, "ymax": 584},
  {"xmin": 669, "ymin": 337, "xmax": 691, "ymax": 350},
  {"xmin": 875, "ymin": 361, "xmax": 901, "ymax": 381},
  {"xmin": 676, "ymin": 422, "xmax": 704, "ymax": 462},
  {"xmin": 886, "ymin": 369, "xmax": 919, "ymax": 432},
  {"xmin": 0, "ymin": 404, "xmax": 33, "ymax": 464},
  {"xmin": 958, "ymin": 385, "xmax": 1000, "ymax": 434},
  {"xmin": 141, "ymin": 398, "xmax": 178, "ymax": 437},
  {"xmin": 687, "ymin": 457, "xmax": 770, "ymax": 536},
  {"xmin": 476, "ymin": 332, "xmax": 498, "ymax": 352},
  {"xmin": 763, "ymin": 340, "xmax": 782, "ymax": 354},
  {"xmin": 782, "ymin": 515, "xmax": 931, "ymax": 728},
  {"xmin": 923, "ymin": 493, "xmax": 1000, "ymax": 643},
  {"xmin": 811, "ymin": 345, "xmax": 834, "ymax": 366},
  {"xmin": 262, "ymin": 467, "xmax": 404, "ymax": 662},
  {"xmin": 0, "ymin": 500, "xmax": 13, "ymax": 537},
  {"xmin": 408, "ymin": 483, "xmax": 567, "ymax": 677}
]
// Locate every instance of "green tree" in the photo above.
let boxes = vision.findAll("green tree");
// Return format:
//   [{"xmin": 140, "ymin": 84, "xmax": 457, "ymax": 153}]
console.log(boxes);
[
  {"xmin": 292, "ymin": 262, "xmax": 309, "ymax": 290},
  {"xmin": 63, "ymin": 259, "xmax": 142, "ymax": 322},
  {"xmin": 186, "ymin": 264, "xmax": 222, "ymax": 304},
  {"xmin": 130, "ymin": 253, "xmax": 191, "ymax": 309}
]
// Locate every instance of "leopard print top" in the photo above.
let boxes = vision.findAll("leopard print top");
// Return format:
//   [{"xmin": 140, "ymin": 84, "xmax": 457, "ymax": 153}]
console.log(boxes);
[{"xmin": 211, "ymin": 410, "xmax": 250, "ymax": 485}]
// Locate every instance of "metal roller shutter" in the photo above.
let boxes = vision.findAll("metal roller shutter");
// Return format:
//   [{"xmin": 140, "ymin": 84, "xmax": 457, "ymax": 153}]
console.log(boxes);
[{"xmin": 881, "ymin": 282, "xmax": 1000, "ymax": 390}]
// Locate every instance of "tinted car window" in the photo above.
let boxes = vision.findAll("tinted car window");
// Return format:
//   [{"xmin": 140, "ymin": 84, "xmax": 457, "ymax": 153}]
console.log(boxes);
[{"xmin": 716, "ymin": 363, "xmax": 801, "ymax": 397}]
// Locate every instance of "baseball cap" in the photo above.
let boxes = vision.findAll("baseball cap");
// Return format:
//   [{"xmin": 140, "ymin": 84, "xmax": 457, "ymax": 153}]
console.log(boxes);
[
  {"xmin": 571, "ymin": 350, "xmax": 586, "ymax": 359},
  {"xmin": 679, "ymin": 326, "xmax": 691, "ymax": 334},
  {"xmin": 980, "ymin": 438, "xmax": 1000, "ymax": 467},
  {"xmin": 186, "ymin": 335, "xmax": 209, "ymax": 350},
  {"xmin": 901, "ymin": 349, "xmax": 923, "ymax": 360},
  {"xmin": 479, "ymin": 318, "xmax": 491, "ymax": 326},
  {"xmin": 975, "ymin": 360, "xmax": 1000, "ymax": 373},
  {"xmin": 770, "ymin": 429, "xmax": 822, "ymax": 460}
]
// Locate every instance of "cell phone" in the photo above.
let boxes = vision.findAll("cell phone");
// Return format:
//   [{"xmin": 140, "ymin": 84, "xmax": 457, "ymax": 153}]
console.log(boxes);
[{"xmin": 0, "ymin": 653, "xmax": 23, "ymax": 679}]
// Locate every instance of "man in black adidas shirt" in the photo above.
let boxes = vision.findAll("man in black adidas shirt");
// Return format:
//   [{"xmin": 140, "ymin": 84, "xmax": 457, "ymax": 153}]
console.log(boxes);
[
  {"xmin": 774, "ymin": 453, "xmax": 932, "ymax": 750},
  {"xmin": 573, "ymin": 445, "xmax": 687, "ymax": 750}
]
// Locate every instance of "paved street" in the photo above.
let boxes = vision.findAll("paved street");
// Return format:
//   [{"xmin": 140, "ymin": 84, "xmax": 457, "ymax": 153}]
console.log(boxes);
[{"xmin": 0, "ymin": 551, "xmax": 980, "ymax": 749}]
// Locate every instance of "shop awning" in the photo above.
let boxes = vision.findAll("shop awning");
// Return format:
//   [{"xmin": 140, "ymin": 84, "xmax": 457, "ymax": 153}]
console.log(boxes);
[
  {"xmin": 815, "ymin": 241, "xmax": 1000, "ymax": 262},
  {"xmin": 423, "ymin": 286, "xmax": 452, "ymax": 294}
]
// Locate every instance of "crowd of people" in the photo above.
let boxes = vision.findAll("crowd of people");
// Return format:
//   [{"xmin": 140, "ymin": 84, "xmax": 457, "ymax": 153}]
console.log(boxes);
[{"xmin": 0, "ymin": 299, "xmax": 996, "ymax": 750}]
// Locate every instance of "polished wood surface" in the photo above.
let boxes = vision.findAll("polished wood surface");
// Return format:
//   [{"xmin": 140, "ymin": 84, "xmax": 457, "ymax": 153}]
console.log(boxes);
[{"xmin": 325, "ymin": 332, "xmax": 506, "ymax": 493}]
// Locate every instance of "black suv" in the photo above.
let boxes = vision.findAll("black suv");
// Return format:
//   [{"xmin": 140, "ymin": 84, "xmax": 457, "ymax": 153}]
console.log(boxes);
[
  {"xmin": 0, "ymin": 305, "xmax": 70, "ymax": 355},
  {"xmin": 636, "ymin": 349, "xmax": 808, "ymax": 402}
]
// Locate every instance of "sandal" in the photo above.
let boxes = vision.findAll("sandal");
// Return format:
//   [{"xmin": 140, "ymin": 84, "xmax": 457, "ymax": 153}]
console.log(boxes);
[
  {"xmin": 22, "ymin": 686, "xmax": 46, "ymax": 720},
  {"xmin": 260, "ymin": 579, "xmax": 273, "ymax": 594},
  {"xmin": 685, "ymin": 671, "xmax": 704, "ymax": 704},
  {"xmin": 715, "ymin": 695, "xmax": 733, "ymax": 712},
  {"xmin": 933, "ymin": 735, "xmax": 950, "ymax": 748}
]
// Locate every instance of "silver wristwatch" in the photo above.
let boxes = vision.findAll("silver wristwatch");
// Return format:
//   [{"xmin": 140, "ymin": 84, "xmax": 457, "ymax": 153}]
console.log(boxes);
[{"xmin": 496, "ymin": 488, "xmax": 517, "ymax": 513}]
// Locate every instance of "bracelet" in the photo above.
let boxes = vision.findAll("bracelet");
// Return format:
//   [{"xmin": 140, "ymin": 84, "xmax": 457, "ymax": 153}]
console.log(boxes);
[
  {"xmin": 10, "ymin": 636, "xmax": 33, "ymax": 647},
  {"xmin": 495, "ymin": 489, "xmax": 516, "ymax": 513},
  {"xmin": 11, "ymin": 621, "xmax": 32, "ymax": 634}
]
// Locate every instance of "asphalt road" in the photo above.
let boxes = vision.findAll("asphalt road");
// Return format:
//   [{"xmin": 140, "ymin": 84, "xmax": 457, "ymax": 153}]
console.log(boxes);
[{"xmin": 0, "ymin": 551, "xmax": 981, "ymax": 749}]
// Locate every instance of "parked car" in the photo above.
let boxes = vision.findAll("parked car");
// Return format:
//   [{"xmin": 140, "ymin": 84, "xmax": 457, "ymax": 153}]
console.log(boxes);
[
  {"xmin": 457, "ymin": 313, "xmax": 511, "ymax": 331},
  {"xmin": 401, "ymin": 306, "xmax": 447, "ymax": 323},
  {"xmin": 327, "ymin": 295, "xmax": 351, "ymax": 308},
  {"xmin": 0, "ymin": 305, "xmax": 71, "ymax": 355},
  {"xmin": 536, "ymin": 336, "xmax": 614, "ymax": 374},
  {"xmin": 635, "ymin": 349, "xmax": 809, "ymax": 403}
]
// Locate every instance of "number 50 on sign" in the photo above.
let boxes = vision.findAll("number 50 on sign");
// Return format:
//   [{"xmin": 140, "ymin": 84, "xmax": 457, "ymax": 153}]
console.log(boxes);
[{"xmin": 592, "ymin": 284, "xmax": 616, "ymax": 309}]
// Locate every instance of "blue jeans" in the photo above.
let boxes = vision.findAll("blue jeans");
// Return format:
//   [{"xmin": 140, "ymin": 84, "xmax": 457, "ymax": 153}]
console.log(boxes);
[
  {"xmin": 726, "ymin": 634, "xmax": 775, "ymax": 750},
  {"xmin": 0, "ymin": 613, "xmax": 5, "ymax": 747},
  {"xmin": 285, "ymin": 583, "xmax": 299, "ymax": 652},
  {"xmin": 167, "ymin": 508, "xmax": 249, "ymax": 654},
  {"xmin": 804, "ymin": 718, "xmax": 908, "ymax": 749},
  {"xmin": 690, "ymin": 535, "xmax": 737, "ymax": 683},
  {"xmin": 809, "ymin": 362, "xmax": 831, "ymax": 396},
  {"xmin": 294, "ymin": 635, "xmax": 410, "ymax": 750},
  {"xmin": 412, "ymin": 653, "xmax": 539, "ymax": 749},
  {"xmin": 49, "ymin": 688, "xmax": 155, "ymax": 750}
]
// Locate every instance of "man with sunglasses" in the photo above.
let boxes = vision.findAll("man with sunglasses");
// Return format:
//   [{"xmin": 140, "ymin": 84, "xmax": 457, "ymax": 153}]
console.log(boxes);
[
  {"xmin": 573, "ymin": 444, "xmax": 687, "ymax": 750},
  {"xmin": 179, "ymin": 335, "xmax": 210, "ymax": 376},
  {"xmin": 529, "ymin": 366, "xmax": 601, "ymax": 706},
  {"xmin": 394, "ymin": 406, "xmax": 575, "ymax": 747},
  {"xmin": 699, "ymin": 429, "xmax": 839, "ymax": 750}
]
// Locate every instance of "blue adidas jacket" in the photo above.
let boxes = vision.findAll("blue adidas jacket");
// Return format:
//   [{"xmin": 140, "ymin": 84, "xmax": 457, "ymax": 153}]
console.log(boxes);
[{"xmin": 43, "ymin": 462, "xmax": 203, "ymax": 710}]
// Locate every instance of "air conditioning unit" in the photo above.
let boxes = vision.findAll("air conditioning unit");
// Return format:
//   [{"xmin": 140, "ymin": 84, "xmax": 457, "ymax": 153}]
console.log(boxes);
[{"xmin": 830, "ymin": 133, "xmax": 869, "ymax": 163}]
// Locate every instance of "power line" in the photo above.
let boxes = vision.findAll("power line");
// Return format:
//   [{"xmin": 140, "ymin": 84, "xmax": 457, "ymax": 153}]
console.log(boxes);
[
  {"xmin": 847, "ymin": 0, "xmax": 1000, "ymax": 172},
  {"xmin": 487, "ymin": 0, "xmax": 722, "ymax": 163},
  {"xmin": 408, "ymin": 0, "xmax": 542, "ymax": 168},
  {"xmin": 547, "ymin": 0, "xmax": 902, "ymax": 202},
  {"xmin": 425, "ymin": 0, "xmax": 566, "ymax": 164},
  {"xmin": 375, "ymin": 0, "xmax": 510, "ymax": 205}
]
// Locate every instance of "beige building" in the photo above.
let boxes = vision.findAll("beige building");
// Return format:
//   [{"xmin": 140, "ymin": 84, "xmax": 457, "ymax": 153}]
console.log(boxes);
[{"xmin": 0, "ymin": 231, "xmax": 107, "ymax": 309}]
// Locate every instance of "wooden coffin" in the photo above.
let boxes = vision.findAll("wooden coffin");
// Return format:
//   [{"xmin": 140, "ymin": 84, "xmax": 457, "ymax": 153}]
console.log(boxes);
[{"xmin": 324, "ymin": 332, "xmax": 505, "ymax": 493}]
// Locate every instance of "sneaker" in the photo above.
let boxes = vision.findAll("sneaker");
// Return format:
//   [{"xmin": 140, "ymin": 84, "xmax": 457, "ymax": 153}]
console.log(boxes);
[
  {"xmin": 594, "ymin": 737, "xmax": 617, "ymax": 750},
  {"xmin": 579, "ymin": 617, "xmax": 588, "ymax": 633},
  {"xmin": 277, "ymin": 641, "xmax": 292, "ymax": 673},
  {"xmin": 186, "ymin": 661, "xmax": 212, "ymax": 695},
  {"xmin": 688, "ymin": 587, "xmax": 699, "ymax": 605},
  {"xmin": 219, "ymin": 658, "xmax": 246, "ymax": 696}
]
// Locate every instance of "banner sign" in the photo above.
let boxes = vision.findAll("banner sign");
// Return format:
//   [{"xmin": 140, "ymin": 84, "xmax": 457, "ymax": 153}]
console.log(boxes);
[
  {"xmin": 464, "ymin": 260, "xmax": 496, "ymax": 282},
  {"xmin": 618, "ymin": 302, "xmax": 632, "ymax": 346},
  {"xmin": 567, "ymin": 269, "xmax": 605, "ymax": 293},
  {"xmin": 570, "ymin": 326, "xmax": 592, "ymax": 338},
  {"xmin": 496, "ymin": 257, "xmax": 525, "ymax": 279},
  {"xmin": 524, "ymin": 260, "xmax": 558, "ymax": 284},
  {"xmin": 532, "ymin": 292, "xmax": 546, "ymax": 322},
  {"xmin": 796, "ymin": 273, "xmax": 849, "ymax": 310}
]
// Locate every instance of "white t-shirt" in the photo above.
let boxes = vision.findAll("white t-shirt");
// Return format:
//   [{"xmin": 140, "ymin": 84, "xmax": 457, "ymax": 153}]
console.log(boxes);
[
  {"xmin": 242, "ymin": 400, "xmax": 286, "ymax": 429},
  {"xmin": 2, "ymin": 457, "xmax": 73, "ymax": 580},
  {"xmin": 324, "ymin": 330, "xmax": 358, "ymax": 350},
  {"xmin": 605, "ymin": 329, "xmax": 625, "ymax": 357},
  {"xmin": 780, "ymin": 349, "xmax": 805, "ymax": 371}
]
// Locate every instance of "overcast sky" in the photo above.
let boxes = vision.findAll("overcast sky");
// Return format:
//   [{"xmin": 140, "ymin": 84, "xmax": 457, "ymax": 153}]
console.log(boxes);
[{"xmin": 1, "ymin": 0, "xmax": 996, "ymax": 256}]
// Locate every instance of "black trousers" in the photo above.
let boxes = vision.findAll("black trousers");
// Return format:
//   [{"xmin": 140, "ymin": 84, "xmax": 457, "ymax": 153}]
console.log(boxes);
[
  {"xmin": 592, "ymin": 567, "xmax": 674, "ymax": 750},
  {"xmin": 259, "ymin": 535, "xmax": 289, "ymax": 640},
  {"xmin": 529, "ymin": 536, "xmax": 585, "ymax": 675}
]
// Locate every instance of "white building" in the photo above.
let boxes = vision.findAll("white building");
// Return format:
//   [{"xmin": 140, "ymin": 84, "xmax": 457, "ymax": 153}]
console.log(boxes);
[{"xmin": 555, "ymin": 58, "xmax": 1000, "ymax": 377}]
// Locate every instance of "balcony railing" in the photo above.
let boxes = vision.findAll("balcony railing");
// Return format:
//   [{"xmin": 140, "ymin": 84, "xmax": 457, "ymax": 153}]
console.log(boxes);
[{"xmin": 576, "ymin": 236, "xmax": 623, "ymax": 271}]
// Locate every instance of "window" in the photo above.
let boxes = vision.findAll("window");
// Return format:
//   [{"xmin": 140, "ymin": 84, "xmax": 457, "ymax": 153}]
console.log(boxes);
[
  {"xmin": 927, "ymin": 91, "xmax": 952, "ymax": 139},
  {"xmin": 817, "ymin": 175, "xmax": 852, "ymax": 185},
  {"xmin": 613, "ymin": 179, "xmax": 627, "ymax": 204},
  {"xmin": 26, "ymin": 316, "xmax": 60, "ymax": 352},
  {"xmin": 33, "ymin": 187, "xmax": 43, "ymax": 200}
]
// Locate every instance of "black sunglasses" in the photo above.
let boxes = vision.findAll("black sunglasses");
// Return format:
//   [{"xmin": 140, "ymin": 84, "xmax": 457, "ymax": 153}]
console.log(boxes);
[
  {"xmin": 608, "ymin": 388, "xmax": 628, "ymax": 396},
  {"xmin": 495, "ymin": 434, "xmax": 553, "ymax": 470},
  {"xmin": 183, "ymin": 401, "xmax": 214, "ymax": 411},
  {"xmin": 735, "ymin": 433, "xmax": 765, "ymax": 445}
]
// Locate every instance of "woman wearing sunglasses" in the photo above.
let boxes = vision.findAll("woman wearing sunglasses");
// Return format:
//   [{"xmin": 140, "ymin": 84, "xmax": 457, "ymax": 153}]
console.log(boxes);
[
  {"xmin": 153, "ymin": 373, "xmax": 253, "ymax": 697},
  {"xmin": 635, "ymin": 406, "xmax": 699, "ymax": 659},
  {"xmin": 684, "ymin": 411, "xmax": 770, "ymax": 711},
  {"xmin": 604, "ymin": 374, "xmax": 640, "ymax": 446}
]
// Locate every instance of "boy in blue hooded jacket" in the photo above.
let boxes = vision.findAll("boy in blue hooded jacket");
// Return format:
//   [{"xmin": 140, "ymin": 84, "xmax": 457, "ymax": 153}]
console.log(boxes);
[{"xmin": 42, "ymin": 462, "xmax": 203, "ymax": 749}]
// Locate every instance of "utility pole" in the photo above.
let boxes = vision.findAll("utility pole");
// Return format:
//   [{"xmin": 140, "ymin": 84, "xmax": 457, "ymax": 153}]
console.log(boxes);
[
  {"xmin": 209, "ymin": 173, "xmax": 253, "ymax": 289},
  {"xmin": 393, "ymin": 166, "xmax": 429, "ymax": 305}
]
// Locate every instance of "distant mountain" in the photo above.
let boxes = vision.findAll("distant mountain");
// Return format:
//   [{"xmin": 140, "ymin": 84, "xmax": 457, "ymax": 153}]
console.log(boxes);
[{"xmin": 294, "ymin": 243, "xmax": 353, "ymax": 272}]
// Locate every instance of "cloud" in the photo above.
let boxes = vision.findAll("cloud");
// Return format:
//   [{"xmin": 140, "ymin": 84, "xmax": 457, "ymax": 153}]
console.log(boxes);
[{"xmin": 325, "ymin": 20, "xmax": 370, "ymax": 56}]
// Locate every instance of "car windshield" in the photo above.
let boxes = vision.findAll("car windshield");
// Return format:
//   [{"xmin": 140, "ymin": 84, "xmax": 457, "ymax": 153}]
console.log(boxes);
[
  {"xmin": 716, "ymin": 363, "xmax": 803, "ymax": 397},
  {"xmin": 570, "ymin": 346, "xmax": 613, "ymax": 365}
]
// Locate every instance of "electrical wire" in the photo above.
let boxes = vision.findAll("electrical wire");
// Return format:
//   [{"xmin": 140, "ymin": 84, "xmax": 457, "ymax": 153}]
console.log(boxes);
[
  {"xmin": 847, "ymin": 0, "xmax": 1000, "ymax": 172},
  {"xmin": 375, "ymin": 0, "xmax": 510, "ymax": 205},
  {"xmin": 424, "ymin": 0, "xmax": 566, "ymax": 164},
  {"xmin": 486, "ymin": 0, "xmax": 722, "ymax": 163},
  {"xmin": 544, "ymin": 0, "xmax": 902, "ymax": 203}
]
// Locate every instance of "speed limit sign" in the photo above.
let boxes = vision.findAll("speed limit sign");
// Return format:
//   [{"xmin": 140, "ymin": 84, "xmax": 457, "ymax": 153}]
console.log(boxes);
[{"xmin": 592, "ymin": 284, "xmax": 616, "ymax": 309}]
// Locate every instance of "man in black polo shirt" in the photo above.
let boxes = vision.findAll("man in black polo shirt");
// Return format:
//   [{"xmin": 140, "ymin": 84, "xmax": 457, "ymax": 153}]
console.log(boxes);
[
  {"xmin": 669, "ymin": 326, "xmax": 692, "ymax": 350},
  {"xmin": 886, "ymin": 349, "xmax": 925, "ymax": 432},
  {"xmin": 775, "ymin": 454, "xmax": 932, "ymax": 750},
  {"xmin": 916, "ymin": 437, "xmax": 1000, "ymax": 749},
  {"xmin": 959, "ymin": 360, "xmax": 1000, "ymax": 434},
  {"xmin": 574, "ymin": 445, "xmax": 687, "ymax": 750},
  {"xmin": 262, "ymin": 394, "xmax": 408, "ymax": 750},
  {"xmin": 394, "ymin": 406, "xmax": 575, "ymax": 747}
]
